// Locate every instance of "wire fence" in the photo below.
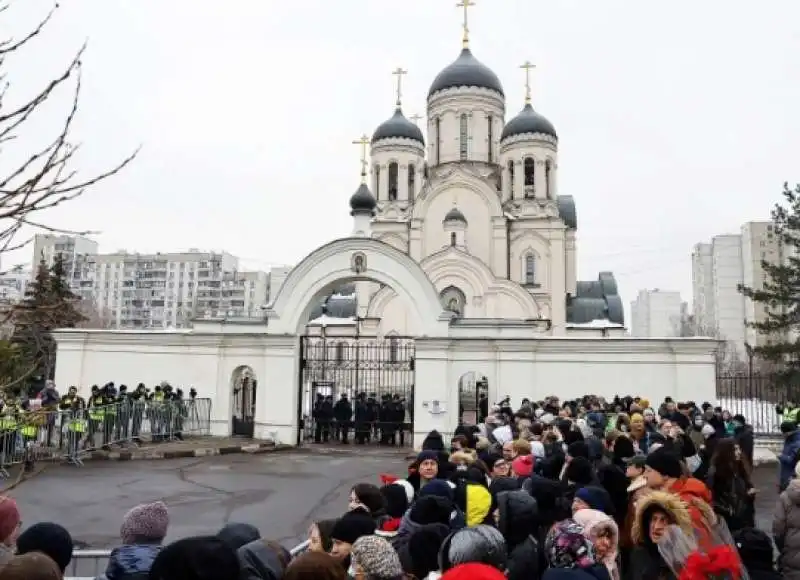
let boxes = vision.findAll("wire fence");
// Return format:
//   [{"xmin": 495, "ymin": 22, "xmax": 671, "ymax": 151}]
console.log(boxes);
[
  {"xmin": 0, "ymin": 397, "xmax": 211, "ymax": 475},
  {"xmin": 716, "ymin": 373, "xmax": 800, "ymax": 437},
  {"xmin": 66, "ymin": 539, "xmax": 309, "ymax": 580}
]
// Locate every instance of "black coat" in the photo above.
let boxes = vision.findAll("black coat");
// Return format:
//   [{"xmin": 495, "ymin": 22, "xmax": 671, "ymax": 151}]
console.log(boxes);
[{"xmin": 497, "ymin": 490, "xmax": 540, "ymax": 580}]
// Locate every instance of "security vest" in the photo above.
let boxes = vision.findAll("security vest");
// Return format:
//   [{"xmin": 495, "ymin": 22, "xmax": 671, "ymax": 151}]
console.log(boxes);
[
  {"xmin": 89, "ymin": 397, "xmax": 105, "ymax": 421},
  {"xmin": 0, "ymin": 409, "xmax": 16, "ymax": 431},
  {"xmin": 68, "ymin": 413, "xmax": 87, "ymax": 433},
  {"xmin": 105, "ymin": 397, "xmax": 117, "ymax": 416},
  {"xmin": 20, "ymin": 414, "xmax": 37, "ymax": 438},
  {"xmin": 788, "ymin": 407, "xmax": 800, "ymax": 424}
]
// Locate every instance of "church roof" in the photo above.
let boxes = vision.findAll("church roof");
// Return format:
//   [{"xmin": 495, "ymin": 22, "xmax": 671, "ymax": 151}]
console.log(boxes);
[
  {"xmin": 372, "ymin": 108, "xmax": 424, "ymax": 145},
  {"xmin": 307, "ymin": 287, "xmax": 357, "ymax": 321},
  {"xmin": 557, "ymin": 195, "xmax": 577, "ymax": 229},
  {"xmin": 428, "ymin": 48, "xmax": 504, "ymax": 98},
  {"xmin": 443, "ymin": 207, "xmax": 467, "ymax": 224},
  {"xmin": 566, "ymin": 272, "xmax": 624, "ymax": 325},
  {"xmin": 349, "ymin": 183, "xmax": 377, "ymax": 215},
  {"xmin": 501, "ymin": 103, "xmax": 557, "ymax": 140}
]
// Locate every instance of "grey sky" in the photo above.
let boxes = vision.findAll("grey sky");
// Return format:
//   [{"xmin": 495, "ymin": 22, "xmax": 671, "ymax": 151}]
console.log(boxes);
[{"xmin": 4, "ymin": 1, "xmax": 799, "ymax": 318}]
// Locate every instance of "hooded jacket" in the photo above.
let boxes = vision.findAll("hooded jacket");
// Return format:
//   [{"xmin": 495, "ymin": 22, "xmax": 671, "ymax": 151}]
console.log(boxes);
[
  {"xmin": 628, "ymin": 491, "xmax": 694, "ymax": 580},
  {"xmin": 573, "ymin": 509, "xmax": 620, "ymax": 580},
  {"xmin": 496, "ymin": 490, "xmax": 540, "ymax": 580},
  {"xmin": 237, "ymin": 540, "xmax": 288, "ymax": 580},
  {"xmin": 666, "ymin": 476, "xmax": 715, "ymax": 543},
  {"xmin": 773, "ymin": 478, "xmax": 800, "ymax": 579}
]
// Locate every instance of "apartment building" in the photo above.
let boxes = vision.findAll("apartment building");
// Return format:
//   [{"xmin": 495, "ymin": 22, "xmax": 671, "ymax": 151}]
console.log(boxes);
[
  {"xmin": 630, "ymin": 289, "xmax": 684, "ymax": 337},
  {"xmin": 691, "ymin": 221, "xmax": 783, "ymax": 356},
  {"xmin": 31, "ymin": 234, "xmax": 98, "ymax": 276}
]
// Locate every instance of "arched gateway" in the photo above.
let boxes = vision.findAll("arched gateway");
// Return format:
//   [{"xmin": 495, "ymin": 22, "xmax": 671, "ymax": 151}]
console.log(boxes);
[{"xmin": 263, "ymin": 238, "xmax": 452, "ymax": 446}]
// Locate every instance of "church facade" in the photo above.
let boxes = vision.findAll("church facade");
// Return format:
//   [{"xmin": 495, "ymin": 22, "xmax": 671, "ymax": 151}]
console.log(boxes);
[{"xmin": 309, "ymin": 42, "xmax": 622, "ymax": 337}]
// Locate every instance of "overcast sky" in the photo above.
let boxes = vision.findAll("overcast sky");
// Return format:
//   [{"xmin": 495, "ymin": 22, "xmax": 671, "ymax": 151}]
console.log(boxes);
[{"xmin": 3, "ymin": 1, "xmax": 799, "ymax": 320}]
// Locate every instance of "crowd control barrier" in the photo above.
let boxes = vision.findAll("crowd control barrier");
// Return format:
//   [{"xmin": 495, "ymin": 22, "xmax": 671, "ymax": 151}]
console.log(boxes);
[
  {"xmin": 0, "ymin": 397, "xmax": 211, "ymax": 475},
  {"xmin": 66, "ymin": 539, "xmax": 309, "ymax": 579}
]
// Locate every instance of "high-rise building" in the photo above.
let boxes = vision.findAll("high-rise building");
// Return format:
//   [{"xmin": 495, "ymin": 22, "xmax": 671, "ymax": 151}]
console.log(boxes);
[
  {"xmin": 630, "ymin": 289, "xmax": 684, "ymax": 337},
  {"xmin": 691, "ymin": 221, "xmax": 783, "ymax": 356},
  {"xmin": 31, "ymin": 234, "xmax": 99, "ymax": 279}
]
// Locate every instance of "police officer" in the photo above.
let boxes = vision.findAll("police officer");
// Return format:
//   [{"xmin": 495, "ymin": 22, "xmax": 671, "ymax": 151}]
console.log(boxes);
[
  {"xmin": 114, "ymin": 385, "xmax": 131, "ymax": 442},
  {"xmin": 0, "ymin": 395, "xmax": 18, "ymax": 476},
  {"xmin": 65, "ymin": 395, "xmax": 87, "ymax": 465},
  {"xmin": 130, "ymin": 383, "xmax": 148, "ymax": 444},
  {"xmin": 86, "ymin": 385, "xmax": 105, "ymax": 449},
  {"xmin": 58, "ymin": 386, "xmax": 80, "ymax": 449}
]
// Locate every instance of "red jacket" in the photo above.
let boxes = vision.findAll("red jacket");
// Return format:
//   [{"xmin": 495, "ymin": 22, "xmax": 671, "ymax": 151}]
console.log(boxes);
[{"xmin": 668, "ymin": 477, "xmax": 714, "ymax": 545}]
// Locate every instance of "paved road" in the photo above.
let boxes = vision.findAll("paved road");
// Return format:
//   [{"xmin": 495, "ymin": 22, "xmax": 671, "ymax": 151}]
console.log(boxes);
[{"xmin": 13, "ymin": 448, "xmax": 410, "ymax": 550}]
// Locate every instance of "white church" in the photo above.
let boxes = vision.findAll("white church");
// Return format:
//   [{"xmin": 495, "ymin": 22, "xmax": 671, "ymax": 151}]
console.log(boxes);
[{"xmin": 52, "ymin": 10, "xmax": 719, "ymax": 448}]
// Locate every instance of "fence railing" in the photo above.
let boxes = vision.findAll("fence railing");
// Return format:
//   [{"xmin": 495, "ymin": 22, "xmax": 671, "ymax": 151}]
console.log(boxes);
[
  {"xmin": 66, "ymin": 539, "xmax": 309, "ymax": 580},
  {"xmin": 0, "ymin": 397, "xmax": 211, "ymax": 475},
  {"xmin": 716, "ymin": 372, "xmax": 798, "ymax": 436}
]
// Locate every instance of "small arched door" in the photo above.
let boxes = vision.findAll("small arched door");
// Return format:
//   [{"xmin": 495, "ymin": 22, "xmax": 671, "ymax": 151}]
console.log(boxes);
[
  {"xmin": 457, "ymin": 372, "xmax": 488, "ymax": 425},
  {"xmin": 232, "ymin": 366, "xmax": 257, "ymax": 437}
]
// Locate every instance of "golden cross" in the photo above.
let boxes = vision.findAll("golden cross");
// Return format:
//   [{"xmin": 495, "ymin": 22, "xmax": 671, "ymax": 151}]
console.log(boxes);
[
  {"xmin": 409, "ymin": 114, "xmax": 423, "ymax": 125},
  {"xmin": 456, "ymin": 0, "xmax": 475, "ymax": 48},
  {"xmin": 520, "ymin": 60, "xmax": 536, "ymax": 104},
  {"xmin": 352, "ymin": 134, "xmax": 370, "ymax": 182},
  {"xmin": 392, "ymin": 67, "xmax": 408, "ymax": 107}
]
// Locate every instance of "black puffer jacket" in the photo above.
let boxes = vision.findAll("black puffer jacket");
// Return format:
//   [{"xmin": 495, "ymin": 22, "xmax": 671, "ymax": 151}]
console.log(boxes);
[{"xmin": 497, "ymin": 490, "xmax": 540, "ymax": 580}]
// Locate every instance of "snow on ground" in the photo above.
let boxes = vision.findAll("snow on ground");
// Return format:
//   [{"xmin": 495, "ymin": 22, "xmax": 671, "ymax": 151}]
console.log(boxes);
[{"xmin": 716, "ymin": 397, "xmax": 783, "ymax": 436}]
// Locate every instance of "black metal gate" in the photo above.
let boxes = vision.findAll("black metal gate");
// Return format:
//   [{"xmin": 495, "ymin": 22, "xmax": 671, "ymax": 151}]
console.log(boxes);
[
  {"xmin": 232, "ymin": 374, "xmax": 257, "ymax": 437},
  {"xmin": 297, "ymin": 335, "xmax": 415, "ymax": 446}
]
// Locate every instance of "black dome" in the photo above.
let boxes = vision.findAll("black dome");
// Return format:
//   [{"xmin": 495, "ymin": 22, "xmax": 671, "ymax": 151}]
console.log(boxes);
[
  {"xmin": 428, "ymin": 48, "xmax": 504, "ymax": 98},
  {"xmin": 349, "ymin": 183, "xmax": 376, "ymax": 215},
  {"xmin": 501, "ymin": 103, "xmax": 557, "ymax": 140},
  {"xmin": 443, "ymin": 207, "xmax": 467, "ymax": 224},
  {"xmin": 372, "ymin": 108, "xmax": 424, "ymax": 145}
]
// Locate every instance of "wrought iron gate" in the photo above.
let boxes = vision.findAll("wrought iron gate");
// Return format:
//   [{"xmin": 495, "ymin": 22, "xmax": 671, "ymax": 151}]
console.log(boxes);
[
  {"xmin": 232, "ymin": 373, "xmax": 257, "ymax": 437},
  {"xmin": 297, "ymin": 335, "xmax": 415, "ymax": 446}
]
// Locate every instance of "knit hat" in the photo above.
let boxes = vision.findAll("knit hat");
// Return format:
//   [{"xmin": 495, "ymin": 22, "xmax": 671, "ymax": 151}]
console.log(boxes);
[
  {"xmin": 417, "ymin": 450, "xmax": 439, "ymax": 463},
  {"xmin": 149, "ymin": 535, "xmax": 240, "ymax": 580},
  {"xmin": 380, "ymin": 483, "xmax": 409, "ymax": 518},
  {"xmin": 630, "ymin": 413, "xmax": 644, "ymax": 425},
  {"xmin": 120, "ymin": 501, "xmax": 169, "ymax": 544},
  {"xmin": 351, "ymin": 535, "xmax": 404, "ymax": 579},
  {"xmin": 330, "ymin": 508, "xmax": 376, "ymax": 544},
  {"xmin": 410, "ymin": 495, "xmax": 454, "ymax": 526},
  {"xmin": 567, "ymin": 441, "xmax": 589, "ymax": 459},
  {"xmin": 441, "ymin": 563, "xmax": 506, "ymax": 580},
  {"xmin": 545, "ymin": 519, "xmax": 596, "ymax": 569},
  {"xmin": 0, "ymin": 496, "xmax": 20, "ymax": 542},
  {"xmin": 565, "ymin": 456, "xmax": 593, "ymax": 485},
  {"xmin": 0, "ymin": 552, "xmax": 61, "ymax": 580},
  {"xmin": 511, "ymin": 455, "xmax": 534, "ymax": 478},
  {"xmin": 645, "ymin": 447, "xmax": 683, "ymax": 479},
  {"xmin": 284, "ymin": 552, "xmax": 346, "ymax": 580},
  {"xmin": 16, "ymin": 522, "xmax": 73, "ymax": 572},
  {"xmin": 217, "ymin": 522, "xmax": 260, "ymax": 551},
  {"xmin": 575, "ymin": 486, "xmax": 609, "ymax": 513},
  {"xmin": 639, "ymin": 398, "xmax": 650, "ymax": 410},
  {"xmin": 439, "ymin": 524, "xmax": 507, "ymax": 572},
  {"xmin": 408, "ymin": 523, "xmax": 450, "ymax": 580},
  {"xmin": 419, "ymin": 479, "xmax": 455, "ymax": 502}
]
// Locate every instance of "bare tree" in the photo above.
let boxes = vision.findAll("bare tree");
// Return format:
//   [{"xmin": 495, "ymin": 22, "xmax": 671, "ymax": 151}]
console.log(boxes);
[
  {"xmin": 75, "ymin": 299, "xmax": 114, "ymax": 329},
  {"xmin": 0, "ymin": 2, "xmax": 137, "ymax": 257}
]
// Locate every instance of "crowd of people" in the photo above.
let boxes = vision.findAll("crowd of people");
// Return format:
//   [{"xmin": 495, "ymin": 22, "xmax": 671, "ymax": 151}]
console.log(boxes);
[{"xmin": 4, "ymin": 394, "xmax": 800, "ymax": 579}]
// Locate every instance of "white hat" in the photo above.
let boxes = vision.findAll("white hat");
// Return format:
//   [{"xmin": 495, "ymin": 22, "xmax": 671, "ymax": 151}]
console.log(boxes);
[
  {"xmin": 540, "ymin": 413, "xmax": 555, "ymax": 426},
  {"xmin": 393, "ymin": 479, "xmax": 415, "ymax": 504},
  {"xmin": 627, "ymin": 475, "xmax": 648, "ymax": 493},
  {"xmin": 534, "ymin": 408, "xmax": 545, "ymax": 418},
  {"xmin": 530, "ymin": 441, "xmax": 546, "ymax": 459},
  {"xmin": 701, "ymin": 424, "xmax": 716, "ymax": 439}
]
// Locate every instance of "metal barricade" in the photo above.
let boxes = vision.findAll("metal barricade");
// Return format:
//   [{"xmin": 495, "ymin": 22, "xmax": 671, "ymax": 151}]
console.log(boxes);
[
  {"xmin": 0, "ymin": 398, "xmax": 212, "ymax": 475},
  {"xmin": 66, "ymin": 539, "xmax": 310, "ymax": 580}
]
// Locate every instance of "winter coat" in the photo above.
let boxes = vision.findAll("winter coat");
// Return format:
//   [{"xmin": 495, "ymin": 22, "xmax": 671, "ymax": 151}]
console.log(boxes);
[
  {"xmin": 596, "ymin": 463, "xmax": 629, "ymax": 528},
  {"xmin": 573, "ymin": 509, "xmax": 620, "ymax": 580},
  {"xmin": 496, "ymin": 490, "xmax": 540, "ymax": 580},
  {"xmin": 627, "ymin": 491, "xmax": 695, "ymax": 580},
  {"xmin": 706, "ymin": 467, "xmax": 753, "ymax": 532},
  {"xmin": 665, "ymin": 476, "xmax": 715, "ymax": 542},
  {"xmin": 779, "ymin": 431, "xmax": 800, "ymax": 491},
  {"xmin": 237, "ymin": 539, "xmax": 288, "ymax": 580},
  {"xmin": 98, "ymin": 544, "xmax": 161, "ymax": 580},
  {"xmin": 543, "ymin": 565, "xmax": 612, "ymax": 580},
  {"xmin": 773, "ymin": 478, "xmax": 800, "ymax": 579}
]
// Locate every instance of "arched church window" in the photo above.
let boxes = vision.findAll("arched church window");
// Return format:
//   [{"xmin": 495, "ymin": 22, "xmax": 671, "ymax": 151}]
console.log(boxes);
[
  {"xmin": 525, "ymin": 254, "xmax": 537, "ymax": 285},
  {"xmin": 408, "ymin": 164, "xmax": 415, "ymax": 196},
  {"xmin": 524, "ymin": 157, "xmax": 535, "ymax": 198},
  {"xmin": 507, "ymin": 161, "xmax": 515, "ymax": 195},
  {"xmin": 439, "ymin": 286, "xmax": 466, "ymax": 318},
  {"xmin": 435, "ymin": 118, "xmax": 441, "ymax": 165},
  {"xmin": 373, "ymin": 165, "xmax": 381, "ymax": 200},
  {"xmin": 545, "ymin": 159, "xmax": 552, "ymax": 198},
  {"xmin": 388, "ymin": 162, "xmax": 398, "ymax": 201},
  {"xmin": 459, "ymin": 114, "xmax": 468, "ymax": 160},
  {"xmin": 487, "ymin": 115, "xmax": 493, "ymax": 164},
  {"xmin": 450, "ymin": 232, "xmax": 457, "ymax": 247}
]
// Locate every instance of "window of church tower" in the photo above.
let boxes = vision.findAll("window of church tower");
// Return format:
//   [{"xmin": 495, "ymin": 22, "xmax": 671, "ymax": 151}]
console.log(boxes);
[
  {"xmin": 408, "ymin": 164, "xmax": 416, "ymax": 196},
  {"xmin": 545, "ymin": 159, "xmax": 553, "ymax": 198},
  {"xmin": 487, "ymin": 115, "xmax": 493, "ymax": 163},
  {"xmin": 459, "ymin": 114, "xmax": 468, "ymax": 160},
  {"xmin": 435, "ymin": 118, "xmax": 441, "ymax": 164},
  {"xmin": 507, "ymin": 160, "xmax": 515, "ymax": 195},
  {"xmin": 388, "ymin": 162, "xmax": 398, "ymax": 200},
  {"xmin": 374, "ymin": 165, "xmax": 381, "ymax": 199},
  {"xmin": 525, "ymin": 254, "xmax": 537, "ymax": 285},
  {"xmin": 524, "ymin": 158, "xmax": 536, "ymax": 198},
  {"xmin": 450, "ymin": 232, "xmax": 457, "ymax": 246}
]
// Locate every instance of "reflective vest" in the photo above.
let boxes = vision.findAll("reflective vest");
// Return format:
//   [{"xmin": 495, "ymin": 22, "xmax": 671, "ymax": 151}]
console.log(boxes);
[
  {"xmin": 89, "ymin": 399, "xmax": 105, "ymax": 421},
  {"xmin": 0, "ymin": 413, "xmax": 16, "ymax": 430},
  {"xmin": 68, "ymin": 416, "xmax": 87, "ymax": 433},
  {"xmin": 20, "ymin": 419, "xmax": 36, "ymax": 438},
  {"xmin": 105, "ymin": 399, "xmax": 117, "ymax": 416}
]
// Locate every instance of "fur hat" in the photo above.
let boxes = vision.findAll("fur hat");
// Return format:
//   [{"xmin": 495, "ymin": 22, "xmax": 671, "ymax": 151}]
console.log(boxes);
[
  {"xmin": 121, "ymin": 501, "xmax": 169, "ymax": 544},
  {"xmin": 632, "ymin": 491, "xmax": 693, "ymax": 545}
]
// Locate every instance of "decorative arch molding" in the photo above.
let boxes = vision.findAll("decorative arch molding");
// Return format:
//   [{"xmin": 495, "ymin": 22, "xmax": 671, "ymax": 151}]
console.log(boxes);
[
  {"xmin": 412, "ymin": 166, "xmax": 503, "ymax": 221},
  {"xmin": 265, "ymin": 238, "xmax": 452, "ymax": 336},
  {"xmin": 510, "ymin": 229, "xmax": 551, "ymax": 253},
  {"xmin": 378, "ymin": 233, "xmax": 406, "ymax": 252},
  {"xmin": 366, "ymin": 284, "xmax": 398, "ymax": 319},
  {"xmin": 421, "ymin": 248, "xmax": 540, "ymax": 318}
]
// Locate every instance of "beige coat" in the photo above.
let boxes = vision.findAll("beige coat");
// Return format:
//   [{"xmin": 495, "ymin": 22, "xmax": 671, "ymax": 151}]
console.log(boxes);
[{"xmin": 774, "ymin": 479, "xmax": 800, "ymax": 578}]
